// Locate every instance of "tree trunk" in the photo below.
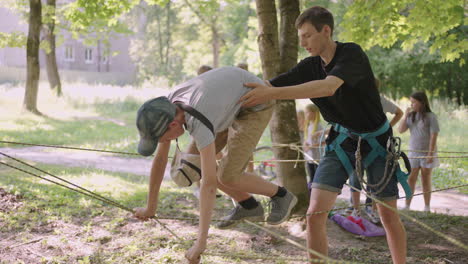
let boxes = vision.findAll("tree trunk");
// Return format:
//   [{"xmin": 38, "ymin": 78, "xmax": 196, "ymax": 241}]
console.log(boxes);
[
  {"xmin": 255, "ymin": 0, "xmax": 280, "ymax": 78},
  {"xmin": 255, "ymin": 0, "xmax": 308, "ymax": 212},
  {"xmin": 164, "ymin": 1, "xmax": 171, "ymax": 70},
  {"xmin": 43, "ymin": 0, "xmax": 61, "ymax": 96},
  {"xmin": 275, "ymin": 0, "xmax": 308, "ymax": 211},
  {"xmin": 24, "ymin": 0, "xmax": 42, "ymax": 115},
  {"xmin": 212, "ymin": 25, "xmax": 220, "ymax": 68}
]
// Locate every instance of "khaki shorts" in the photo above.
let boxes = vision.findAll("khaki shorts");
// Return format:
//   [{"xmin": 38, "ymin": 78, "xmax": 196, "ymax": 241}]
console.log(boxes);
[
  {"xmin": 187, "ymin": 103, "xmax": 274, "ymax": 182},
  {"xmin": 217, "ymin": 103, "xmax": 274, "ymax": 182}
]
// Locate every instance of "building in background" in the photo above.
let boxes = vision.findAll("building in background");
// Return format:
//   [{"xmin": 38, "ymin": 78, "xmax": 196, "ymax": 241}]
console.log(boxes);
[{"xmin": 0, "ymin": 7, "xmax": 136, "ymax": 85}]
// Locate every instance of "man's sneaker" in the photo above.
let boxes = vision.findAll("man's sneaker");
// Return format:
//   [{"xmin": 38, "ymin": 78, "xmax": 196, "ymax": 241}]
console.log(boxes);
[
  {"xmin": 216, "ymin": 204, "xmax": 264, "ymax": 229},
  {"xmin": 351, "ymin": 208, "xmax": 361, "ymax": 218},
  {"xmin": 365, "ymin": 206, "xmax": 380, "ymax": 224},
  {"xmin": 267, "ymin": 191, "xmax": 298, "ymax": 225}
]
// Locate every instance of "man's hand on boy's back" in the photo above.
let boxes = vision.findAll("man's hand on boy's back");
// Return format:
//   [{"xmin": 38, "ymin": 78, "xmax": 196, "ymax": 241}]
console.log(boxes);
[{"xmin": 240, "ymin": 81, "xmax": 273, "ymax": 107}]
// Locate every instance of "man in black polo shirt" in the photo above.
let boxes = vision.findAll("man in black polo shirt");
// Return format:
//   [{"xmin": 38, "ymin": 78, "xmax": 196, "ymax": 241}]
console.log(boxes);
[{"xmin": 240, "ymin": 6, "xmax": 407, "ymax": 264}]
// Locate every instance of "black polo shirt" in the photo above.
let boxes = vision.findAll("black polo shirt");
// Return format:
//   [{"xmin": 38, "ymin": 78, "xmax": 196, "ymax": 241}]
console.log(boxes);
[{"xmin": 270, "ymin": 42, "xmax": 391, "ymax": 152}]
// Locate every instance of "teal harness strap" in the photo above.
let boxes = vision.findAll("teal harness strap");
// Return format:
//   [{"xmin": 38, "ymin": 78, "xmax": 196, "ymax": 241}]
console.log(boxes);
[
  {"xmin": 397, "ymin": 169, "xmax": 412, "ymax": 199},
  {"xmin": 325, "ymin": 121, "xmax": 412, "ymax": 199},
  {"xmin": 325, "ymin": 124, "xmax": 355, "ymax": 176}
]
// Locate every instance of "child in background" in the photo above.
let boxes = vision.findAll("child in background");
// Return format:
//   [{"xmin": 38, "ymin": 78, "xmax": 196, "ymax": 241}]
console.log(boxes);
[
  {"xmin": 399, "ymin": 91, "xmax": 439, "ymax": 212},
  {"xmin": 297, "ymin": 109, "xmax": 305, "ymax": 142},
  {"xmin": 303, "ymin": 104, "xmax": 327, "ymax": 185}
]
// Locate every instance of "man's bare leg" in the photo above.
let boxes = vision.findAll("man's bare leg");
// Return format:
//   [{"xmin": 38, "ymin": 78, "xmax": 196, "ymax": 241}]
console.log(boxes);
[
  {"xmin": 377, "ymin": 200, "xmax": 407, "ymax": 264},
  {"xmin": 306, "ymin": 188, "xmax": 338, "ymax": 261}
]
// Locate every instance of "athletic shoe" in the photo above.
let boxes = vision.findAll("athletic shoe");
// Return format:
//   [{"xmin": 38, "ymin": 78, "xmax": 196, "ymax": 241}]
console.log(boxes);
[
  {"xmin": 266, "ymin": 190, "xmax": 298, "ymax": 225},
  {"xmin": 365, "ymin": 206, "xmax": 380, "ymax": 224},
  {"xmin": 424, "ymin": 205, "xmax": 431, "ymax": 212},
  {"xmin": 216, "ymin": 204, "xmax": 264, "ymax": 229},
  {"xmin": 351, "ymin": 208, "xmax": 361, "ymax": 218}
]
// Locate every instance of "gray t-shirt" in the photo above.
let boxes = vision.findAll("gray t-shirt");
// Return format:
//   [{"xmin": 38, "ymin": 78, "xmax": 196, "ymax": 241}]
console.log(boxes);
[
  {"xmin": 406, "ymin": 112, "xmax": 440, "ymax": 151},
  {"xmin": 168, "ymin": 66, "xmax": 265, "ymax": 150},
  {"xmin": 380, "ymin": 95, "xmax": 398, "ymax": 114}
]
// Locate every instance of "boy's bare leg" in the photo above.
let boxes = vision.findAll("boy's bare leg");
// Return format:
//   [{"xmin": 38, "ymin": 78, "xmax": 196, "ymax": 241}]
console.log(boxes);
[
  {"xmin": 219, "ymin": 171, "xmax": 278, "ymax": 197},
  {"xmin": 306, "ymin": 188, "xmax": 338, "ymax": 261},
  {"xmin": 377, "ymin": 200, "xmax": 407, "ymax": 264},
  {"xmin": 217, "ymin": 181, "xmax": 252, "ymax": 201},
  {"xmin": 352, "ymin": 191, "xmax": 360, "ymax": 210}
]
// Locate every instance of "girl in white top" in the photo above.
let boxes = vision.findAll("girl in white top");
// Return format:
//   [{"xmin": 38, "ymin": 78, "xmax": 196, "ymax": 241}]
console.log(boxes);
[
  {"xmin": 398, "ymin": 91, "xmax": 440, "ymax": 212},
  {"xmin": 303, "ymin": 104, "xmax": 327, "ymax": 185}
]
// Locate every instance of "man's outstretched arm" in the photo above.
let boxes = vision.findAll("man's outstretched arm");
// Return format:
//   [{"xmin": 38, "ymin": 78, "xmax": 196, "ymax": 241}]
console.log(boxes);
[
  {"xmin": 134, "ymin": 141, "xmax": 171, "ymax": 219},
  {"xmin": 240, "ymin": 76, "xmax": 343, "ymax": 107},
  {"xmin": 185, "ymin": 142, "xmax": 217, "ymax": 263}
]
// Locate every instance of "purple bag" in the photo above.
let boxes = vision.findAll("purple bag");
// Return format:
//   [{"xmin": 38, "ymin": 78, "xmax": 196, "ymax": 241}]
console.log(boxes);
[{"xmin": 331, "ymin": 214, "xmax": 386, "ymax": 237}]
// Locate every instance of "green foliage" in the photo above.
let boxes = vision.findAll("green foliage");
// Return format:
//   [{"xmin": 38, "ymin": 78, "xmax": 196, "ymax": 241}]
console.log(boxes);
[
  {"xmin": 127, "ymin": 1, "xmax": 186, "ymax": 84},
  {"xmin": 63, "ymin": 0, "xmax": 139, "ymax": 31},
  {"xmin": 127, "ymin": 0, "xmax": 258, "ymax": 83},
  {"xmin": 367, "ymin": 43, "xmax": 467, "ymax": 104},
  {"xmin": 340, "ymin": 0, "xmax": 466, "ymax": 63},
  {"xmin": 0, "ymin": 31, "xmax": 26, "ymax": 48}
]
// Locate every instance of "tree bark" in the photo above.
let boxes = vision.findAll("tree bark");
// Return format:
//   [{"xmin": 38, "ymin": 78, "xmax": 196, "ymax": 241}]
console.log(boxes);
[
  {"xmin": 255, "ymin": 0, "xmax": 308, "ymax": 212},
  {"xmin": 43, "ymin": 0, "xmax": 61, "ymax": 96},
  {"xmin": 24, "ymin": 0, "xmax": 42, "ymax": 115},
  {"xmin": 275, "ymin": 0, "xmax": 308, "ymax": 211},
  {"xmin": 212, "ymin": 25, "xmax": 220, "ymax": 68}
]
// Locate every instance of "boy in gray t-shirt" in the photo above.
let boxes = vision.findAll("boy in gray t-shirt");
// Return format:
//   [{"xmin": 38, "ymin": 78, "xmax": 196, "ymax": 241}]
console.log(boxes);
[{"xmin": 132, "ymin": 66, "xmax": 297, "ymax": 263}]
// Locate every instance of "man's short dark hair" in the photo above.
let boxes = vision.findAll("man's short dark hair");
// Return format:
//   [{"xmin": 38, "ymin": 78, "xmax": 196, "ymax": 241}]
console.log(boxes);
[
  {"xmin": 197, "ymin": 65, "xmax": 213, "ymax": 75},
  {"xmin": 295, "ymin": 6, "xmax": 334, "ymax": 36}
]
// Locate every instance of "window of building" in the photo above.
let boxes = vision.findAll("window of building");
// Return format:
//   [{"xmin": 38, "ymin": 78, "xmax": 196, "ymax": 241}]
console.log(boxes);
[
  {"xmin": 101, "ymin": 55, "xmax": 108, "ymax": 63},
  {"xmin": 64, "ymin": 45, "xmax": 74, "ymax": 61},
  {"xmin": 85, "ymin": 48, "xmax": 93, "ymax": 63}
]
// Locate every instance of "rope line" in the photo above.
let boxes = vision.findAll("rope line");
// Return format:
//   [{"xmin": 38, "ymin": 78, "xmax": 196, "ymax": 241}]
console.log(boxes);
[
  {"xmin": 203, "ymin": 251, "xmax": 309, "ymax": 262},
  {"xmin": 0, "ymin": 140, "xmax": 142, "ymax": 156},
  {"xmin": 1, "ymin": 141, "xmax": 467, "ymax": 162},
  {"xmin": 268, "ymin": 142, "xmax": 468, "ymax": 153},
  {"xmin": 0, "ymin": 153, "xmax": 183, "ymax": 240},
  {"xmin": 1, "ymin": 152, "xmax": 466, "ymax": 222}
]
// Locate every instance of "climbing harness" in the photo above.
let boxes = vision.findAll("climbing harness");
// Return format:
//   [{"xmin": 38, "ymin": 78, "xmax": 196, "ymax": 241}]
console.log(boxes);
[{"xmin": 325, "ymin": 121, "xmax": 412, "ymax": 199}]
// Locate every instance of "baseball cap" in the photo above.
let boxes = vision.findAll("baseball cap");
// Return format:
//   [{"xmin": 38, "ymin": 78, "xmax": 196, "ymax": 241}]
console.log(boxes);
[{"xmin": 136, "ymin": 96, "xmax": 176, "ymax": 156}]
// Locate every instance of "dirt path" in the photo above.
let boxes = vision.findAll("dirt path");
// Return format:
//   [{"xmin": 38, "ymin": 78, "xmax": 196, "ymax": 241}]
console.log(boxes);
[{"xmin": 1, "ymin": 146, "xmax": 467, "ymax": 216}]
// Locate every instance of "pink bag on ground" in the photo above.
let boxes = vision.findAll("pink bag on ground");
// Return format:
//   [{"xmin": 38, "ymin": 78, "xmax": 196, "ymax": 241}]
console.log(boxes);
[{"xmin": 331, "ymin": 214, "xmax": 386, "ymax": 237}]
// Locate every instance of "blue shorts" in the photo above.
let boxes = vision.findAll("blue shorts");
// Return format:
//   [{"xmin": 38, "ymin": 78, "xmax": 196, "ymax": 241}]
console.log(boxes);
[{"xmin": 311, "ymin": 150, "xmax": 399, "ymax": 201}]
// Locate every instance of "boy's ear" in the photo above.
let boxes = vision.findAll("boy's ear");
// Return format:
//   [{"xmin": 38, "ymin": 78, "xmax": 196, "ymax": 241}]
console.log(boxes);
[
  {"xmin": 322, "ymin": 25, "xmax": 332, "ymax": 37},
  {"xmin": 168, "ymin": 120, "xmax": 178, "ymax": 129}
]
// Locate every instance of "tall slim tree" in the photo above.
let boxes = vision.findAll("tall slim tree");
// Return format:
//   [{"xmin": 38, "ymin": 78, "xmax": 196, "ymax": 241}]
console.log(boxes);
[
  {"xmin": 43, "ymin": 0, "xmax": 62, "ymax": 96},
  {"xmin": 255, "ymin": 0, "xmax": 308, "ymax": 212},
  {"xmin": 24, "ymin": 0, "xmax": 42, "ymax": 114},
  {"xmin": 183, "ymin": 0, "xmax": 222, "ymax": 67}
]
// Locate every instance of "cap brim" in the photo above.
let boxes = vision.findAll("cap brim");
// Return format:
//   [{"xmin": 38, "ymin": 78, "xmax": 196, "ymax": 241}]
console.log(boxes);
[{"xmin": 138, "ymin": 137, "xmax": 158, "ymax": 156}]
